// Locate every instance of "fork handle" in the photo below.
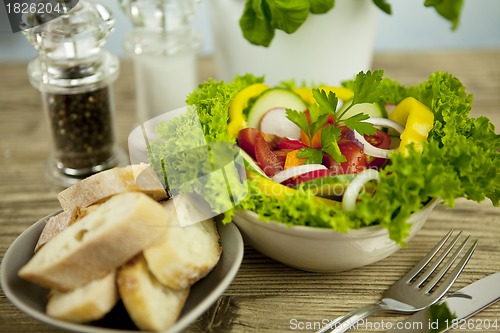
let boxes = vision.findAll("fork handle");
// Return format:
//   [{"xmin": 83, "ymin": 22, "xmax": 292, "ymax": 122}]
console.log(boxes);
[{"xmin": 316, "ymin": 303, "xmax": 385, "ymax": 333}]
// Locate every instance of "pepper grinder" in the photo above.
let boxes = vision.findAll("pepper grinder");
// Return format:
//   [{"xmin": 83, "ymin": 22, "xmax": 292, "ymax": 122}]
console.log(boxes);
[
  {"xmin": 23, "ymin": 0, "xmax": 126, "ymax": 187},
  {"xmin": 120, "ymin": 0, "xmax": 202, "ymax": 123}
]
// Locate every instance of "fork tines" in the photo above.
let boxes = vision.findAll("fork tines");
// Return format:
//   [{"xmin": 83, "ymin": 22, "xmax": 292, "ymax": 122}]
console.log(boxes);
[{"xmin": 404, "ymin": 230, "xmax": 477, "ymax": 296}]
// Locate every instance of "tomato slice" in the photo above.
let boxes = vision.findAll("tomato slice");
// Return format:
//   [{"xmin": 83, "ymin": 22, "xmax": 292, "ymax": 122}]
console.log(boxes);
[
  {"xmin": 277, "ymin": 137, "xmax": 308, "ymax": 150},
  {"xmin": 323, "ymin": 141, "xmax": 367, "ymax": 175},
  {"xmin": 237, "ymin": 128, "xmax": 259, "ymax": 159},
  {"xmin": 274, "ymin": 149, "xmax": 292, "ymax": 166},
  {"xmin": 364, "ymin": 129, "xmax": 391, "ymax": 149},
  {"xmin": 364, "ymin": 129, "xmax": 391, "ymax": 169},
  {"xmin": 254, "ymin": 132, "xmax": 283, "ymax": 177},
  {"xmin": 238, "ymin": 128, "xmax": 284, "ymax": 159},
  {"xmin": 337, "ymin": 125, "xmax": 350, "ymax": 142},
  {"xmin": 340, "ymin": 141, "xmax": 368, "ymax": 174},
  {"xmin": 263, "ymin": 132, "xmax": 284, "ymax": 150}
]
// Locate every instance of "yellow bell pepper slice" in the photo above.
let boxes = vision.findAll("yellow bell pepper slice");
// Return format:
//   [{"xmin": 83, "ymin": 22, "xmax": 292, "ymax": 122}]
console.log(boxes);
[
  {"xmin": 293, "ymin": 86, "xmax": 354, "ymax": 105},
  {"xmin": 246, "ymin": 170, "xmax": 338, "ymax": 207},
  {"xmin": 389, "ymin": 97, "xmax": 434, "ymax": 154},
  {"xmin": 228, "ymin": 83, "xmax": 269, "ymax": 139}
]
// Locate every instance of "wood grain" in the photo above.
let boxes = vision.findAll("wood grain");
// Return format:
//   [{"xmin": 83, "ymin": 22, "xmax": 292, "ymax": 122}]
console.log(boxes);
[{"xmin": 1, "ymin": 52, "xmax": 499, "ymax": 333}]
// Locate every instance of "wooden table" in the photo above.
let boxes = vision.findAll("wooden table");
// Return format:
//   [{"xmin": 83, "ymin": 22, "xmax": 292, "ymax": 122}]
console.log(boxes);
[{"xmin": 1, "ymin": 51, "xmax": 499, "ymax": 333}]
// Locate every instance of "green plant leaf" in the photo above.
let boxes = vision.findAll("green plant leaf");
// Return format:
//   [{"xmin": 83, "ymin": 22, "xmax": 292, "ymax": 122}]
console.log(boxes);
[
  {"xmin": 372, "ymin": 0, "xmax": 392, "ymax": 14},
  {"xmin": 336, "ymin": 70, "xmax": 384, "ymax": 133},
  {"xmin": 307, "ymin": 102, "xmax": 320, "ymax": 122},
  {"xmin": 240, "ymin": 0, "xmax": 275, "ymax": 47},
  {"xmin": 312, "ymin": 88, "xmax": 338, "ymax": 115},
  {"xmin": 297, "ymin": 147, "xmax": 323, "ymax": 164},
  {"xmin": 309, "ymin": 0, "xmax": 335, "ymax": 14},
  {"xmin": 321, "ymin": 125, "xmax": 346, "ymax": 162},
  {"xmin": 286, "ymin": 108, "xmax": 310, "ymax": 135},
  {"xmin": 266, "ymin": 0, "xmax": 310, "ymax": 33},
  {"xmin": 343, "ymin": 113, "xmax": 376, "ymax": 135},
  {"xmin": 351, "ymin": 69, "xmax": 385, "ymax": 105},
  {"xmin": 309, "ymin": 114, "xmax": 329, "ymax": 138},
  {"xmin": 239, "ymin": 0, "xmax": 463, "ymax": 47},
  {"xmin": 251, "ymin": 0, "xmax": 265, "ymax": 19},
  {"xmin": 425, "ymin": 0, "xmax": 463, "ymax": 30}
]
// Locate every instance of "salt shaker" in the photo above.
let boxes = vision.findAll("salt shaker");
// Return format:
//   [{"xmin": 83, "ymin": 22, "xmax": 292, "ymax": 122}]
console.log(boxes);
[
  {"xmin": 120, "ymin": 0, "xmax": 202, "ymax": 123},
  {"xmin": 23, "ymin": 0, "xmax": 126, "ymax": 187}
]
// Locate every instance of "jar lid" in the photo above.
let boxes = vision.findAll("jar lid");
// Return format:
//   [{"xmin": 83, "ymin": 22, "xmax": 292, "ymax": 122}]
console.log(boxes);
[
  {"xmin": 24, "ymin": 1, "xmax": 119, "ymax": 92},
  {"xmin": 23, "ymin": 0, "xmax": 115, "ymax": 61},
  {"xmin": 120, "ymin": 0, "xmax": 200, "ymax": 32},
  {"xmin": 120, "ymin": 0, "xmax": 202, "ymax": 56}
]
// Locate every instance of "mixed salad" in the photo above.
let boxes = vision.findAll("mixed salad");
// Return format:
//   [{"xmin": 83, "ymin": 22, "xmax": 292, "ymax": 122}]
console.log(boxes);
[{"xmin": 148, "ymin": 71, "xmax": 499, "ymax": 244}]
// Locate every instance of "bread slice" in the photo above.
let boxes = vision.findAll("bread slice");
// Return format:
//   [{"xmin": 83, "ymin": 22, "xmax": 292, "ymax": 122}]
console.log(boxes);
[
  {"xmin": 117, "ymin": 254, "xmax": 189, "ymax": 332},
  {"xmin": 35, "ymin": 208, "xmax": 80, "ymax": 253},
  {"xmin": 35, "ymin": 205, "xmax": 100, "ymax": 253},
  {"xmin": 19, "ymin": 192, "xmax": 168, "ymax": 291},
  {"xmin": 57, "ymin": 163, "xmax": 167, "ymax": 211},
  {"xmin": 46, "ymin": 271, "xmax": 118, "ymax": 323},
  {"xmin": 143, "ymin": 200, "xmax": 222, "ymax": 290}
]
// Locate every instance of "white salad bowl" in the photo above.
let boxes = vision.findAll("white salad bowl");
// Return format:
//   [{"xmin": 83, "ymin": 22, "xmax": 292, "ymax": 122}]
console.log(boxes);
[{"xmin": 232, "ymin": 198, "xmax": 439, "ymax": 273}]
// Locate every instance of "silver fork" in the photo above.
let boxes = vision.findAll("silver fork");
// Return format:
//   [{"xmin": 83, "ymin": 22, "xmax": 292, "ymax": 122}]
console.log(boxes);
[{"xmin": 316, "ymin": 230, "xmax": 477, "ymax": 333}]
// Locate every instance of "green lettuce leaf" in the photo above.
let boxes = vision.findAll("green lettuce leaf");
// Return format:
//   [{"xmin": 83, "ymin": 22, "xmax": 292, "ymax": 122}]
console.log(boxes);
[
  {"xmin": 186, "ymin": 74, "xmax": 264, "ymax": 144},
  {"xmin": 350, "ymin": 72, "xmax": 499, "ymax": 243},
  {"xmin": 237, "ymin": 178, "xmax": 353, "ymax": 232},
  {"xmin": 147, "ymin": 74, "xmax": 263, "ymax": 218}
]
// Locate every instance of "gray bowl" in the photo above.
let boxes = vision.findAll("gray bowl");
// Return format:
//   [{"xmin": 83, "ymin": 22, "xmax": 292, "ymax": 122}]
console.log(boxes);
[{"xmin": 1, "ymin": 211, "xmax": 244, "ymax": 333}]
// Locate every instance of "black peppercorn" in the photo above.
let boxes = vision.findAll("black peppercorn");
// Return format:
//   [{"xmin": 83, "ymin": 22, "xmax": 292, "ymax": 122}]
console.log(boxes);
[{"xmin": 44, "ymin": 86, "xmax": 115, "ymax": 170}]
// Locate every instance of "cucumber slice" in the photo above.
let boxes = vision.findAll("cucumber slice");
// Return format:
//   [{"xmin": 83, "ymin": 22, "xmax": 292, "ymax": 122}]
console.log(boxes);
[
  {"xmin": 297, "ymin": 174, "xmax": 376, "ymax": 198},
  {"xmin": 247, "ymin": 88, "xmax": 308, "ymax": 129},
  {"xmin": 337, "ymin": 101, "xmax": 387, "ymax": 120}
]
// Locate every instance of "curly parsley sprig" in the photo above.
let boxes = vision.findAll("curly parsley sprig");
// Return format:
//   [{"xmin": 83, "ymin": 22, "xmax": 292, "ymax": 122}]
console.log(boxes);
[{"xmin": 286, "ymin": 70, "xmax": 384, "ymax": 164}]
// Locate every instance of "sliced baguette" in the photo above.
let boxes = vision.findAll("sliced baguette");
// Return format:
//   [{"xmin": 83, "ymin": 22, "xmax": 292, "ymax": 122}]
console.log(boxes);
[
  {"xmin": 35, "ymin": 208, "xmax": 80, "ymax": 253},
  {"xmin": 35, "ymin": 205, "xmax": 100, "ymax": 253},
  {"xmin": 117, "ymin": 254, "xmax": 189, "ymax": 332},
  {"xmin": 19, "ymin": 192, "xmax": 168, "ymax": 291},
  {"xmin": 57, "ymin": 163, "xmax": 167, "ymax": 211},
  {"xmin": 143, "ymin": 200, "xmax": 222, "ymax": 290},
  {"xmin": 46, "ymin": 271, "xmax": 118, "ymax": 323}
]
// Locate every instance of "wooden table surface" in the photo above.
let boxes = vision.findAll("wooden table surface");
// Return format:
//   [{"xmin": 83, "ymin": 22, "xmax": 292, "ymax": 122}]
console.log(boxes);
[{"xmin": 0, "ymin": 51, "xmax": 499, "ymax": 333}]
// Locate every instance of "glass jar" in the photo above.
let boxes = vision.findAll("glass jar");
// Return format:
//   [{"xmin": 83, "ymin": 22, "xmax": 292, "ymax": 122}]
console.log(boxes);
[
  {"xmin": 23, "ymin": 0, "xmax": 126, "ymax": 187},
  {"xmin": 120, "ymin": 0, "xmax": 202, "ymax": 123}
]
